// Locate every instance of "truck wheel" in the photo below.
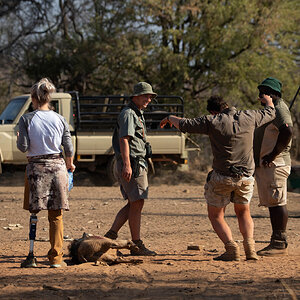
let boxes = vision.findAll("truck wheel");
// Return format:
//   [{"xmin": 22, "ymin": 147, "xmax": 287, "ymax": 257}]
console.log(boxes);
[{"xmin": 106, "ymin": 156, "xmax": 118, "ymax": 185}]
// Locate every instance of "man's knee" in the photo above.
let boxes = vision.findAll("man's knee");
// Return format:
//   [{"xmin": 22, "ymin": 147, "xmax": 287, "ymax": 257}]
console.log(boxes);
[
  {"xmin": 207, "ymin": 205, "xmax": 224, "ymax": 221},
  {"xmin": 234, "ymin": 204, "xmax": 251, "ymax": 219}
]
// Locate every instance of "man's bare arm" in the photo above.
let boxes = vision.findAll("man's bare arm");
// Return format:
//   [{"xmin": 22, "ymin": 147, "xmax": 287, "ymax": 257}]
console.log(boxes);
[{"xmin": 120, "ymin": 136, "xmax": 132, "ymax": 182}]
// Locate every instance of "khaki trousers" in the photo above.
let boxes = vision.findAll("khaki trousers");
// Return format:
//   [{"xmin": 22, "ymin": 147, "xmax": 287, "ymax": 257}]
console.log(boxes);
[{"xmin": 47, "ymin": 209, "xmax": 64, "ymax": 265}]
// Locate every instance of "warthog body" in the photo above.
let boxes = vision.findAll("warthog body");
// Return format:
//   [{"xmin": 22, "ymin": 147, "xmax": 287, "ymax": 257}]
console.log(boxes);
[{"xmin": 68, "ymin": 233, "xmax": 142, "ymax": 265}]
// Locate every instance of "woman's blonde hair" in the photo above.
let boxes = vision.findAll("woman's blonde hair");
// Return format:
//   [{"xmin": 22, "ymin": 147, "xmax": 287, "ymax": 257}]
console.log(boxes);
[{"xmin": 31, "ymin": 78, "xmax": 56, "ymax": 106}]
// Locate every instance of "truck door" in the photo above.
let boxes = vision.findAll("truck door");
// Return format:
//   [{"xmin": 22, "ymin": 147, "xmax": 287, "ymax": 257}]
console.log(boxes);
[{"xmin": 0, "ymin": 96, "xmax": 30, "ymax": 163}]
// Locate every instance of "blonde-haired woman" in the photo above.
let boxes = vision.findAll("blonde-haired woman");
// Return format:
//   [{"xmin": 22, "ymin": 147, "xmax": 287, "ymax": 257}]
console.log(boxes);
[{"xmin": 17, "ymin": 78, "xmax": 75, "ymax": 268}]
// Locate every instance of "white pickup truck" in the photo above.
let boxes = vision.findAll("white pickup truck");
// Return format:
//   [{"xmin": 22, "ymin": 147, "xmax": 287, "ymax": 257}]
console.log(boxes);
[{"xmin": 0, "ymin": 92, "xmax": 189, "ymax": 183}]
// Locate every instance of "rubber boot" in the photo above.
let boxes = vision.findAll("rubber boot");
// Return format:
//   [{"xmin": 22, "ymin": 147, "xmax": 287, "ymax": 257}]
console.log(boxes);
[
  {"xmin": 243, "ymin": 238, "xmax": 259, "ymax": 260},
  {"xmin": 214, "ymin": 240, "xmax": 240, "ymax": 261},
  {"xmin": 257, "ymin": 230, "xmax": 288, "ymax": 256}
]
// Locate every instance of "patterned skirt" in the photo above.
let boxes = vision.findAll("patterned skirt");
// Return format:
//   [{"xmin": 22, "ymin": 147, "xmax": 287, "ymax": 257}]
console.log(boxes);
[{"xmin": 26, "ymin": 154, "xmax": 69, "ymax": 212}]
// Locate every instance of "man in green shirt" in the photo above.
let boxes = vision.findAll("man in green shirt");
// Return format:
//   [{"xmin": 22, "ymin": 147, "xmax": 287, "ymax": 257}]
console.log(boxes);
[
  {"xmin": 254, "ymin": 77, "xmax": 293, "ymax": 256},
  {"xmin": 104, "ymin": 82, "xmax": 157, "ymax": 256}
]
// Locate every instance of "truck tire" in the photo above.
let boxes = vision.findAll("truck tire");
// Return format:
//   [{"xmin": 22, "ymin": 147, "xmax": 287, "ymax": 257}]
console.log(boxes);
[{"xmin": 106, "ymin": 156, "xmax": 118, "ymax": 185}]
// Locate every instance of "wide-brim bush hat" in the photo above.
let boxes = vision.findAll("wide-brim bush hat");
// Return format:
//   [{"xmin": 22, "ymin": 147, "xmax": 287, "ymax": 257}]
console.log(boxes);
[
  {"xmin": 257, "ymin": 77, "xmax": 282, "ymax": 94},
  {"xmin": 130, "ymin": 82, "xmax": 157, "ymax": 99}
]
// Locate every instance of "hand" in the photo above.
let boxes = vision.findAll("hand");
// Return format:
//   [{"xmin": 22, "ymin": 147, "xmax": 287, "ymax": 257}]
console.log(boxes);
[
  {"xmin": 160, "ymin": 116, "xmax": 173, "ymax": 128},
  {"xmin": 122, "ymin": 163, "xmax": 132, "ymax": 182},
  {"xmin": 259, "ymin": 94, "xmax": 273, "ymax": 106},
  {"xmin": 67, "ymin": 163, "xmax": 76, "ymax": 173},
  {"xmin": 263, "ymin": 94, "xmax": 273, "ymax": 107},
  {"xmin": 262, "ymin": 153, "xmax": 276, "ymax": 167}
]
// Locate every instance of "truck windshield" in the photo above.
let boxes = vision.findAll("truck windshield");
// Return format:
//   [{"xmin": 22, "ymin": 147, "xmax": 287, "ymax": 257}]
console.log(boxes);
[{"xmin": 0, "ymin": 96, "xmax": 28, "ymax": 124}]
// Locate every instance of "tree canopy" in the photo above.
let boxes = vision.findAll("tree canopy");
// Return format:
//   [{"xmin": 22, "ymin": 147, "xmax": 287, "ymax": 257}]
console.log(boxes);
[{"xmin": 0, "ymin": 0, "xmax": 299, "ymax": 115}]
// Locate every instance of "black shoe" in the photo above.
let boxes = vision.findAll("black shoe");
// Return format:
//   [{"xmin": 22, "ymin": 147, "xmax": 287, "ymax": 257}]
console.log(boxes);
[
  {"xmin": 130, "ymin": 240, "xmax": 156, "ymax": 256},
  {"xmin": 104, "ymin": 230, "xmax": 118, "ymax": 240}
]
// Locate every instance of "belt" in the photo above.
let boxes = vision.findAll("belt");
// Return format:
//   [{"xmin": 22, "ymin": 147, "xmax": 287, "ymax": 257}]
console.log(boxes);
[
  {"xmin": 217, "ymin": 170, "xmax": 245, "ymax": 179},
  {"xmin": 28, "ymin": 153, "xmax": 63, "ymax": 162}
]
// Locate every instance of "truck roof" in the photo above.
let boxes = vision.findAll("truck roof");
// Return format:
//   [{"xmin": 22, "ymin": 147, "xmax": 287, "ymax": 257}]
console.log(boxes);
[{"xmin": 15, "ymin": 92, "xmax": 71, "ymax": 99}]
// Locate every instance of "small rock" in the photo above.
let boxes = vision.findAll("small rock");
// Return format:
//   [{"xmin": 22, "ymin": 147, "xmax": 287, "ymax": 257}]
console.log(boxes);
[
  {"xmin": 43, "ymin": 285, "xmax": 61, "ymax": 291},
  {"xmin": 207, "ymin": 249, "xmax": 218, "ymax": 253},
  {"xmin": 187, "ymin": 245, "xmax": 200, "ymax": 251},
  {"xmin": 3, "ymin": 224, "xmax": 23, "ymax": 230},
  {"xmin": 8, "ymin": 224, "xmax": 23, "ymax": 228}
]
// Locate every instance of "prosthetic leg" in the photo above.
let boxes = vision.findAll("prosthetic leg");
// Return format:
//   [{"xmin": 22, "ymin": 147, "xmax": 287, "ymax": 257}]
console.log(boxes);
[{"xmin": 21, "ymin": 213, "xmax": 38, "ymax": 267}]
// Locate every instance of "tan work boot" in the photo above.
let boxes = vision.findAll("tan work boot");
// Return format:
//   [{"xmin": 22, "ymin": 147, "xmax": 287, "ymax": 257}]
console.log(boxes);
[
  {"xmin": 243, "ymin": 238, "xmax": 259, "ymax": 260},
  {"xmin": 257, "ymin": 240, "xmax": 288, "ymax": 256},
  {"xmin": 213, "ymin": 240, "xmax": 240, "ymax": 261},
  {"xmin": 130, "ymin": 240, "xmax": 157, "ymax": 256}
]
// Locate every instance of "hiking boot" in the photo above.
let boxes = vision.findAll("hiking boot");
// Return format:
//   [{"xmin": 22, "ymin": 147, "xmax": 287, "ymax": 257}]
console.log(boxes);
[
  {"xmin": 104, "ymin": 230, "xmax": 118, "ymax": 240},
  {"xmin": 257, "ymin": 240, "xmax": 288, "ymax": 256},
  {"xmin": 243, "ymin": 238, "xmax": 259, "ymax": 260},
  {"xmin": 50, "ymin": 261, "xmax": 67, "ymax": 268},
  {"xmin": 130, "ymin": 240, "xmax": 157, "ymax": 256},
  {"xmin": 213, "ymin": 240, "xmax": 240, "ymax": 261}
]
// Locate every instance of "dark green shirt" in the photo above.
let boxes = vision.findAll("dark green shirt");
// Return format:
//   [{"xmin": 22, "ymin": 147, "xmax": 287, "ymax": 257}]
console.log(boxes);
[{"xmin": 254, "ymin": 98, "xmax": 293, "ymax": 167}]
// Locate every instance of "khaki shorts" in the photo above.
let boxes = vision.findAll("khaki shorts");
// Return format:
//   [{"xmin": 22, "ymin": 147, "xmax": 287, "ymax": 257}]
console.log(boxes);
[
  {"xmin": 115, "ymin": 159, "xmax": 148, "ymax": 202},
  {"xmin": 255, "ymin": 164, "xmax": 291, "ymax": 207},
  {"xmin": 204, "ymin": 170, "xmax": 254, "ymax": 207}
]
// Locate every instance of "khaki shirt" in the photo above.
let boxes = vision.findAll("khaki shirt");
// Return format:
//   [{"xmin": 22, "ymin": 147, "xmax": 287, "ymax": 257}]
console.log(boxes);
[
  {"xmin": 112, "ymin": 101, "xmax": 147, "ymax": 168},
  {"xmin": 179, "ymin": 106, "xmax": 275, "ymax": 177},
  {"xmin": 254, "ymin": 99, "xmax": 293, "ymax": 167}
]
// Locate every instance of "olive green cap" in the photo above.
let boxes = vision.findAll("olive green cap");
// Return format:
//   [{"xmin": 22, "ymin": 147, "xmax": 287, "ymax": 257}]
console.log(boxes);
[
  {"xmin": 257, "ymin": 77, "xmax": 282, "ymax": 94},
  {"xmin": 130, "ymin": 82, "xmax": 157, "ymax": 98}
]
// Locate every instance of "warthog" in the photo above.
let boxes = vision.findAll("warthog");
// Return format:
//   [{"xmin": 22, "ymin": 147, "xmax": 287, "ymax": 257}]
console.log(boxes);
[{"xmin": 68, "ymin": 233, "xmax": 143, "ymax": 266}]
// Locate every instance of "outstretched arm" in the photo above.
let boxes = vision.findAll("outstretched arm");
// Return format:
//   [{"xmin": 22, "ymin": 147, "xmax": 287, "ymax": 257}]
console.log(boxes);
[{"xmin": 160, "ymin": 115, "xmax": 182, "ymax": 129}]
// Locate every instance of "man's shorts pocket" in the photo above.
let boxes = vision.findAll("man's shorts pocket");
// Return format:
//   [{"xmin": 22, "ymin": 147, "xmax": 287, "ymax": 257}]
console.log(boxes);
[{"xmin": 269, "ymin": 179, "xmax": 285, "ymax": 204}]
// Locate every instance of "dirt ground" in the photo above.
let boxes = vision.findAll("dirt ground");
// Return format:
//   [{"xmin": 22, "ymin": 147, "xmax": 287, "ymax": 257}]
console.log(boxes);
[{"xmin": 1, "ymin": 169, "xmax": 300, "ymax": 300}]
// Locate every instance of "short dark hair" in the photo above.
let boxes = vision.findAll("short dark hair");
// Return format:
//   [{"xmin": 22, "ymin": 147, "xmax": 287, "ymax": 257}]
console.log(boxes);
[
  {"xmin": 206, "ymin": 96, "xmax": 228, "ymax": 113},
  {"xmin": 258, "ymin": 86, "xmax": 281, "ymax": 99}
]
